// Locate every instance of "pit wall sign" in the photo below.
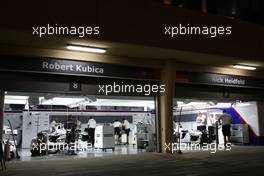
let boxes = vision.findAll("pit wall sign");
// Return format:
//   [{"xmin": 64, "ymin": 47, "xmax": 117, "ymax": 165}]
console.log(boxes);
[
  {"xmin": 176, "ymin": 71, "xmax": 264, "ymax": 89},
  {"xmin": 0, "ymin": 55, "xmax": 160, "ymax": 80}
]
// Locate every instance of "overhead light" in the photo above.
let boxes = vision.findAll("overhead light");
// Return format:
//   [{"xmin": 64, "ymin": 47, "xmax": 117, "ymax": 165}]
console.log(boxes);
[
  {"xmin": 41, "ymin": 97, "xmax": 86, "ymax": 106},
  {"xmin": 233, "ymin": 64, "xmax": 256, "ymax": 70},
  {"xmin": 66, "ymin": 44, "xmax": 107, "ymax": 54},
  {"xmin": 88, "ymin": 99, "xmax": 155, "ymax": 109},
  {"xmin": 4, "ymin": 95, "xmax": 29, "ymax": 104}
]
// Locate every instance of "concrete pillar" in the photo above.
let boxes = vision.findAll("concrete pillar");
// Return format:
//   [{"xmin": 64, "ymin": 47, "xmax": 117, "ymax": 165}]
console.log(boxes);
[
  {"xmin": 159, "ymin": 60, "xmax": 176, "ymax": 153},
  {"xmin": 0, "ymin": 90, "xmax": 4, "ymax": 141}
]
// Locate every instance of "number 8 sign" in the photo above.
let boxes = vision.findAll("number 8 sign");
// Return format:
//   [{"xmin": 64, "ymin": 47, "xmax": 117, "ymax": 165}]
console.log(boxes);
[{"xmin": 70, "ymin": 82, "xmax": 81, "ymax": 91}]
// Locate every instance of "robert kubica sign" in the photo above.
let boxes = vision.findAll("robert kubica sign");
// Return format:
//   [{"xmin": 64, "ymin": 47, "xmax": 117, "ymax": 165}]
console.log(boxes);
[
  {"xmin": 0, "ymin": 55, "xmax": 160, "ymax": 80},
  {"xmin": 42, "ymin": 61, "xmax": 104, "ymax": 74}
]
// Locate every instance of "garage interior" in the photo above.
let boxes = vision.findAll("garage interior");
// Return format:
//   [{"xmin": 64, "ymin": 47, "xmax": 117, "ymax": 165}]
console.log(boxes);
[{"xmin": 3, "ymin": 91, "xmax": 157, "ymax": 161}]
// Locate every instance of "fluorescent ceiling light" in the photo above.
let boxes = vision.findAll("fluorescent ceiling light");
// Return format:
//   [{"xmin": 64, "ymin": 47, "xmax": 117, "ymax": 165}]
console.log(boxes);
[
  {"xmin": 41, "ymin": 97, "xmax": 86, "ymax": 106},
  {"xmin": 5, "ymin": 95, "xmax": 29, "ymax": 100},
  {"xmin": 86, "ymin": 99, "xmax": 155, "ymax": 109},
  {"xmin": 4, "ymin": 95, "xmax": 29, "ymax": 104},
  {"xmin": 67, "ymin": 44, "xmax": 106, "ymax": 54},
  {"xmin": 233, "ymin": 64, "xmax": 256, "ymax": 70},
  {"xmin": 211, "ymin": 103, "xmax": 232, "ymax": 108},
  {"xmin": 176, "ymin": 101, "xmax": 232, "ymax": 111},
  {"xmin": 40, "ymin": 98, "xmax": 154, "ymax": 109}
]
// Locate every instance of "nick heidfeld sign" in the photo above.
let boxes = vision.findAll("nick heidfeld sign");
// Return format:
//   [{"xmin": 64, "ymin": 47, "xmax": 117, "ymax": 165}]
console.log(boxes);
[
  {"xmin": 211, "ymin": 75, "xmax": 245, "ymax": 86},
  {"xmin": 176, "ymin": 71, "xmax": 264, "ymax": 89},
  {"xmin": 201, "ymin": 73, "xmax": 248, "ymax": 87}
]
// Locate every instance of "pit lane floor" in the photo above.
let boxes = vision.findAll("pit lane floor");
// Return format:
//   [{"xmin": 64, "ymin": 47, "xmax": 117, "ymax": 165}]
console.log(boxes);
[{"xmin": 2, "ymin": 146, "xmax": 264, "ymax": 176}]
